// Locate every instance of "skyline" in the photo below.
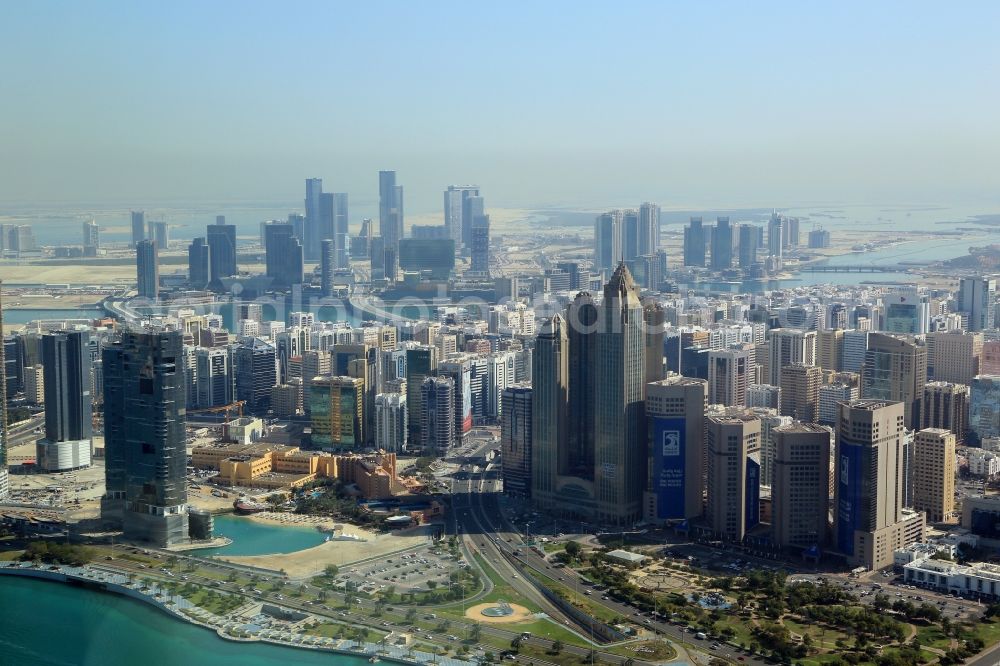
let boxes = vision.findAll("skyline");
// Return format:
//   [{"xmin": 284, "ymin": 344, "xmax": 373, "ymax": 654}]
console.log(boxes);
[{"xmin": 2, "ymin": 2, "xmax": 999, "ymax": 210}]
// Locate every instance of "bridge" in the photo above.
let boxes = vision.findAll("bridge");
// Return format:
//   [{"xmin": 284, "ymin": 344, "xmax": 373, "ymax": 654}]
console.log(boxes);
[{"xmin": 800, "ymin": 263, "xmax": 908, "ymax": 273}]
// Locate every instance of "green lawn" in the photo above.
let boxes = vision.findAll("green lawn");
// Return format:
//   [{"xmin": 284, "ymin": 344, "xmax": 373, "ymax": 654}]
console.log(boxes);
[
  {"xmin": 607, "ymin": 639, "xmax": 677, "ymax": 661},
  {"xmin": 783, "ymin": 617, "xmax": 851, "ymax": 651},
  {"xmin": 915, "ymin": 623, "xmax": 952, "ymax": 649},
  {"xmin": 472, "ymin": 553, "xmax": 541, "ymax": 612}
]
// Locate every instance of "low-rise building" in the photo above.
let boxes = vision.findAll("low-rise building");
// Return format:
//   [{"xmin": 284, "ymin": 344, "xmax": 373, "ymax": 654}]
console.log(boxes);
[{"xmin": 904, "ymin": 558, "xmax": 1000, "ymax": 600}]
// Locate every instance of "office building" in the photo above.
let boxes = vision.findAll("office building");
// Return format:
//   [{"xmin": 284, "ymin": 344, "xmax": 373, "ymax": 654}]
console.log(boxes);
[
  {"xmin": 862, "ymin": 333, "xmax": 928, "ymax": 429},
  {"xmin": 643, "ymin": 375, "xmax": 708, "ymax": 523},
  {"xmin": 102, "ymin": 331, "xmax": 191, "ymax": 547},
  {"xmin": 957, "ymin": 276, "xmax": 997, "ymax": 332},
  {"xmin": 444, "ymin": 185, "xmax": 479, "ymax": 249},
  {"xmin": 304, "ymin": 178, "xmax": 324, "ymax": 261},
  {"xmin": 834, "ymin": 400, "xmax": 918, "ymax": 570},
  {"xmin": 766, "ymin": 328, "xmax": 817, "ymax": 386},
  {"xmin": 817, "ymin": 329, "xmax": 844, "ymax": 372},
  {"xmin": 779, "ymin": 363, "xmax": 822, "ymax": 422},
  {"xmin": 683, "ymin": 217, "xmax": 706, "ymax": 267},
  {"xmin": 594, "ymin": 210, "xmax": 623, "ymax": 274},
  {"xmin": 130, "ymin": 210, "xmax": 146, "ymax": 247},
  {"xmin": 710, "ymin": 217, "xmax": 733, "ymax": 269},
  {"xmin": 83, "ymin": 219, "xmax": 100, "ymax": 251},
  {"xmin": 921, "ymin": 382, "xmax": 969, "ymax": 444},
  {"xmin": 440, "ymin": 357, "xmax": 474, "ymax": 442},
  {"xmin": 150, "ymin": 220, "xmax": 168, "ymax": 250},
  {"xmin": 271, "ymin": 380, "xmax": 303, "ymax": 419},
  {"xmin": 207, "ymin": 222, "xmax": 237, "ymax": 291},
  {"xmin": 41, "ymin": 331, "xmax": 92, "ymax": 444},
  {"xmin": 772, "ymin": 423, "xmax": 831, "ymax": 549},
  {"xmin": 332, "ymin": 192, "xmax": 349, "ymax": 268},
  {"xmin": 23, "ymin": 364, "xmax": 44, "ymax": 404},
  {"xmin": 501, "ymin": 383, "xmax": 532, "ymax": 499},
  {"xmin": 461, "ymin": 194, "xmax": 484, "ymax": 253},
  {"xmin": 320, "ymin": 238, "xmax": 336, "ymax": 296},
  {"xmin": 405, "ymin": 346, "xmax": 438, "ymax": 443},
  {"xmin": 420, "ymin": 376, "xmax": 455, "ymax": 452},
  {"xmin": 135, "ymin": 239, "xmax": 159, "ymax": 299},
  {"xmin": 470, "ymin": 214, "xmax": 490, "ymax": 275},
  {"xmin": 195, "ymin": 347, "xmax": 232, "ymax": 409},
  {"xmin": 747, "ymin": 384, "xmax": 781, "ymax": 409},
  {"xmin": 375, "ymin": 392, "xmax": 407, "ymax": 453},
  {"xmin": 531, "ymin": 314, "xmax": 570, "ymax": 513},
  {"xmin": 818, "ymin": 382, "xmax": 859, "ymax": 425},
  {"xmin": 912, "ymin": 428, "xmax": 956, "ymax": 523},
  {"xmin": 708, "ymin": 344, "xmax": 753, "ymax": 407},
  {"xmin": 565, "ymin": 293, "xmax": 597, "ymax": 480},
  {"xmin": 593, "ymin": 264, "xmax": 647, "ymax": 525},
  {"xmin": 842, "ymin": 330, "xmax": 869, "ymax": 374},
  {"xmin": 705, "ymin": 412, "xmax": 761, "ymax": 541},
  {"xmin": 808, "ymin": 228, "xmax": 831, "ymax": 248},
  {"xmin": 970, "ymin": 376, "xmax": 1000, "ymax": 445},
  {"xmin": 264, "ymin": 223, "xmax": 303, "ymax": 289},
  {"xmin": 309, "ymin": 376, "xmax": 364, "ymax": 451},
  {"xmin": 738, "ymin": 224, "xmax": 759, "ymax": 268},
  {"xmin": 234, "ymin": 337, "xmax": 277, "ymax": 415},
  {"xmin": 187, "ymin": 237, "xmax": 210, "ymax": 290},
  {"xmin": 927, "ymin": 331, "xmax": 982, "ymax": 386},
  {"xmin": 767, "ymin": 213, "xmax": 783, "ymax": 258},
  {"xmin": 398, "ymin": 238, "xmax": 456, "ymax": 279},
  {"xmin": 378, "ymin": 170, "xmax": 403, "ymax": 280},
  {"xmin": 883, "ymin": 287, "xmax": 929, "ymax": 334}
]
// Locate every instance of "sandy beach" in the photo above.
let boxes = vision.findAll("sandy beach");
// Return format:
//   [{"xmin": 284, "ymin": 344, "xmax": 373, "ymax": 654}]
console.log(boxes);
[{"xmin": 217, "ymin": 522, "xmax": 435, "ymax": 578}]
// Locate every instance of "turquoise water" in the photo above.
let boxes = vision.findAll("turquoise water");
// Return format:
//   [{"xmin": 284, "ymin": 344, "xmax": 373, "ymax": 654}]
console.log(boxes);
[
  {"xmin": 3, "ymin": 308, "xmax": 105, "ymax": 324},
  {"xmin": 190, "ymin": 514, "xmax": 327, "ymax": 557},
  {"xmin": 0, "ymin": 576, "xmax": 365, "ymax": 666}
]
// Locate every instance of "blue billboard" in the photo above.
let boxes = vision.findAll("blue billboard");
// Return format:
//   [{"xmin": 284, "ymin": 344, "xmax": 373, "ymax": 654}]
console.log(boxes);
[
  {"xmin": 652, "ymin": 417, "xmax": 686, "ymax": 520},
  {"xmin": 836, "ymin": 443, "xmax": 865, "ymax": 555}
]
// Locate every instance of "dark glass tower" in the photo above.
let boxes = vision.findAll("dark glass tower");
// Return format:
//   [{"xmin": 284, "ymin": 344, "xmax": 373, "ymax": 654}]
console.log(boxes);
[
  {"xmin": 206, "ymin": 222, "xmax": 237, "ymax": 291},
  {"xmin": 187, "ymin": 237, "xmax": 210, "ymax": 290},
  {"xmin": 264, "ymin": 222, "xmax": 304, "ymax": 289},
  {"xmin": 42, "ymin": 331, "xmax": 92, "ymax": 443},
  {"xmin": 101, "ymin": 330, "xmax": 189, "ymax": 547}
]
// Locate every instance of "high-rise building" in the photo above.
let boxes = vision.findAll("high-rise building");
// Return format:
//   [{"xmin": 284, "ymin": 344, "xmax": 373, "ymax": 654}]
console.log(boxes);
[
  {"xmin": 82, "ymin": 219, "xmax": 100, "ymax": 251},
  {"xmin": 531, "ymin": 315, "xmax": 570, "ymax": 514},
  {"xmin": 332, "ymin": 192, "xmax": 349, "ymax": 268},
  {"xmin": 309, "ymin": 376, "xmax": 364, "ymax": 450},
  {"xmin": 264, "ymin": 223, "xmax": 304, "ymax": 289},
  {"xmin": 862, "ymin": 333, "xmax": 927, "ymax": 429},
  {"xmin": 644, "ymin": 301, "xmax": 665, "ymax": 384},
  {"xmin": 320, "ymin": 238, "xmax": 336, "ymax": 297},
  {"xmin": 705, "ymin": 412, "xmax": 761, "ymax": 541},
  {"xmin": 420, "ymin": 376, "xmax": 455, "ymax": 453},
  {"xmin": 969, "ymin": 376, "xmax": 1000, "ymax": 445},
  {"xmin": 927, "ymin": 331, "xmax": 982, "ymax": 386},
  {"xmin": 470, "ymin": 214, "xmax": 490, "ymax": 275},
  {"xmin": 378, "ymin": 170, "xmax": 403, "ymax": 280},
  {"xmin": 444, "ymin": 185, "xmax": 480, "ymax": 250},
  {"xmin": 708, "ymin": 344, "xmax": 753, "ymax": 407},
  {"xmin": 842, "ymin": 329, "xmax": 869, "ymax": 373},
  {"xmin": 304, "ymin": 178, "xmax": 323, "ymax": 261},
  {"xmin": 195, "ymin": 347, "xmax": 232, "ymax": 409},
  {"xmin": 834, "ymin": 400, "xmax": 916, "ymax": 570},
  {"xmin": 440, "ymin": 357, "xmax": 474, "ymax": 442},
  {"xmin": 747, "ymin": 384, "xmax": 781, "ymax": 409},
  {"xmin": 151, "ymin": 220, "xmax": 169, "ymax": 250},
  {"xmin": 644, "ymin": 375, "xmax": 707, "ymax": 523},
  {"xmin": 638, "ymin": 202, "xmax": 661, "ymax": 257},
  {"xmin": 912, "ymin": 428, "xmax": 956, "ymax": 523},
  {"xmin": 883, "ymin": 287, "xmax": 929, "ymax": 334},
  {"xmin": 921, "ymin": 381, "xmax": 969, "ymax": 445},
  {"xmin": 130, "ymin": 210, "xmax": 146, "ymax": 248},
  {"xmin": 621, "ymin": 209, "xmax": 639, "ymax": 262},
  {"xmin": 957, "ymin": 276, "xmax": 998, "ymax": 332},
  {"xmin": 501, "ymin": 383, "xmax": 532, "ymax": 499},
  {"xmin": 593, "ymin": 264, "xmax": 647, "ymax": 525},
  {"xmin": 981, "ymin": 340, "xmax": 1000, "ymax": 375},
  {"xmin": 683, "ymin": 217, "xmax": 706, "ymax": 267},
  {"xmin": 375, "ymin": 392, "xmax": 407, "ymax": 453},
  {"xmin": 135, "ymin": 239, "xmax": 159, "ymax": 299},
  {"xmin": 818, "ymin": 382, "xmax": 859, "ymax": 425},
  {"xmin": 405, "ymin": 346, "xmax": 438, "ymax": 443},
  {"xmin": 772, "ymin": 423, "xmax": 831, "ymax": 549},
  {"xmin": 817, "ymin": 329, "xmax": 844, "ymax": 372},
  {"xmin": 710, "ymin": 217, "xmax": 733, "ymax": 269},
  {"xmin": 766, "ymin": 329, "xmax": 817, "ymax": 386},
  {"xmin": 767, "ymin": 213, "xmax": 783, "ymax": 258},
  {"xmin": 101, "ymin": 330, "xmax": 190, "ymax": 547},
  {"xmin": 206, "ymin": 223, "xmax": 237, "ymax": 291},
  {"xmin": 779, "ymin": 363, "xmax": 822, "ymax": 422},
  {"xmin": 187, "ymin": 237, "xmax": 210, "ymax": 290},
  {"xmin": 594, "ymin": 210, "xmax": 623, "ymax": 274},
  {"xmin": 23, "ymin": 364, "xmax": 44, "ymax": 404},
  {"xmin": 461, "ymin": 194, "xmax": 484, "ymax": 253},
  {"xmin": 271, "ymin": 380, "xmax": 303, "ymax": 418},
  {"xmin": 300, "ymin": 350, "xmax": 330, "ymax": 415},
  {"xmin": 41, "ymin": 331, "xmax": 92, "ymax": 444},
  {"xmin": 0, "ymin": 283, "xmax": 8, "ymax": 500},
  {"xmin": 234, "ymin": 338, "xmax": 277, "ymax": 415},
  {"xmin": 737, "ymin": 224, "xmax": 759, "ymax": 268},
  {"xmin": 566, "ymin": 293, "xmax": 597, "ymax": 480}
]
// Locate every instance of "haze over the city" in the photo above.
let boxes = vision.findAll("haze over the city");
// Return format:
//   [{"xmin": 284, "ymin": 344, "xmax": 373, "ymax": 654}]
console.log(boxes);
[{"xmin": 2, "ymin": 1, "xmax": 999, "ymax": 210}]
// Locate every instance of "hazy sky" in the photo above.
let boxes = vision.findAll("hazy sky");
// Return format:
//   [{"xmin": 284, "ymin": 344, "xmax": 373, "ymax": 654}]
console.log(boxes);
[{"xmin": 2, "ymin": 1, "xmax": 998, "ymax": 211}]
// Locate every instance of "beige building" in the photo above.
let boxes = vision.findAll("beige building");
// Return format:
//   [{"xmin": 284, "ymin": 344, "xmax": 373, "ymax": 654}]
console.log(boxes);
[
  {"xmin": 817, "ymin": 329, "xmax": 844, "ymax": 372},
  {"xmin": 912, "ymin": 428, "xmax": 956, "ymax": 523},
  {"xmin": 927, "ymin": 331, "xmax": 982, "ymax": 386},
  {"xmin": 779, "ymin": 363, "xmax": 822, "ymax": 422},
  {"xmin": 23, "ymin": 364, "xmax": 44, "ymax": 404},
  {"xmin": 834, "ymin": 399, "xmax": 924, "ymax": 570},
  {"xmin": 772, "ymin": 423, "xmax": 831, "ymax": 549},
  {"xmin": 766, "ymin": 328, "xmax": 817, "ymax": 386},
  {"xmin": 706, "ymin": 412, "xmax": 761, "ymax": 541},
  {"xmin": 271, "ymin": 379, "xmax": 303, "ymax": 418},
  {"xmin": 921, "ymin": 381, "xmax": 969, "ymax": 444}
]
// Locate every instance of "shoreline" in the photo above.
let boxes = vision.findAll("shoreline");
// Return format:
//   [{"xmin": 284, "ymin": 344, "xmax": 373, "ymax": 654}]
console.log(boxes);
[{"xmin": 0, "ymin": 563, "xmax": 473, "ymax": 666}]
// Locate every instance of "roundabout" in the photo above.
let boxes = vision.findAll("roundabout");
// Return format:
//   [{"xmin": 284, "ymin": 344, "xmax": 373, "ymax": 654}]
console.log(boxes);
[{"xmin": 464, "ymin": 601, "xmax": 533, "ymax": 624}]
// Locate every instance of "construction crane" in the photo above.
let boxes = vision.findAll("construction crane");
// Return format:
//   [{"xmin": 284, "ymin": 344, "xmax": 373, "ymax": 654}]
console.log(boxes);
[{"xmin": 187, "ymin": 401, "xmax": 245, "ymax": 422}]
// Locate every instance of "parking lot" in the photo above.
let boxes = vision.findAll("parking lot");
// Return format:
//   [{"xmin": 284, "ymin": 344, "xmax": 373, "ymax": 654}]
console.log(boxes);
[{"xmin": 337, "ymin": 546, "xmax": 468, "ymax": 596}]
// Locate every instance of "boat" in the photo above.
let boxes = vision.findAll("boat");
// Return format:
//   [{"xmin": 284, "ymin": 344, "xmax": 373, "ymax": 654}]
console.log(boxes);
[
  {"xmin": 233, "ymin": 498, "xmax": 268, "ymax": 514},
  {"xmin": 368, "ymin": 656, "xmax": 381, "ymax": 663}
]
